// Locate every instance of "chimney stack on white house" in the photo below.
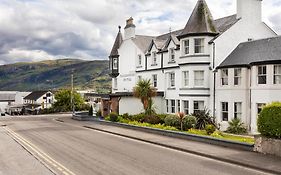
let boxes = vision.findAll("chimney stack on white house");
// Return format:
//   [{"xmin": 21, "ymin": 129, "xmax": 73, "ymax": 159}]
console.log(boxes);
[
  {"xmin": 237, "ymin": 0, "xmax": 262, "ymax": 23},
  {"xmin": 124, "ymin": 17, "xmax": 136, "ymax": 40}
]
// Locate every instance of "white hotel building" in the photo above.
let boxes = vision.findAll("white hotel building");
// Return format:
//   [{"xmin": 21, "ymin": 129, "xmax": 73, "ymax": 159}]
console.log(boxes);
[{"xmin": 108, "ymin": 0, "xmax": 279, "ymax": 133}]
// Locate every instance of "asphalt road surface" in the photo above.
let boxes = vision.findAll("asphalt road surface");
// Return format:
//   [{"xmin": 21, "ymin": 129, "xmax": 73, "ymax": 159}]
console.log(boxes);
[{"xmin": 0, "ymin": 115, "xmax": 273, "ymax": 175}]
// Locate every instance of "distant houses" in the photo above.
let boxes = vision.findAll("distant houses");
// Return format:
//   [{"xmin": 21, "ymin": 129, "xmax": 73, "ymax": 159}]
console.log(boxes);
[{"xmin": 0, "ymin": 91, "xmax": 30, "ymax": 115}]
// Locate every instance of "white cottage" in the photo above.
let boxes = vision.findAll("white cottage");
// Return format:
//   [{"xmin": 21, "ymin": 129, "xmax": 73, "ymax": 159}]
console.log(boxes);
[{"xmin": 109, "ymin": 0, "xmax": 277, "ymax": 133}]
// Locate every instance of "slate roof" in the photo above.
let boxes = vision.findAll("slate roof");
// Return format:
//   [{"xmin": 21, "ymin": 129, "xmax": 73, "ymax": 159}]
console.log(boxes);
[
  {"xmin": 218, "ymin": 36, "xmax": 281, "ymax": 68},
  {"xmin": 132, "ymin": 35, "xmax": 154, "ymax": 53},
  {"xmin": 0, "ymin": 94, "xmax": 16, "ymax": 102},
  {"xmin": 178, "ymin": 0, "xmax": 218, "ymax": 39},
  {"xmin": 109, "ymin": 26, "xmax": 123, "ymax": 58},
  {"xmin": 24, "ymin": 91, "xmax": 49, "ymax": 100}
]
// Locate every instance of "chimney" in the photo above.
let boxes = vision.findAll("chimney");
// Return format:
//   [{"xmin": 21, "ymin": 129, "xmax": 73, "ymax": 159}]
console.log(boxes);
[
  {"xmin": 124, "ymin": 17, "xmax": 136, "ymax": 40},
  {"xmin": 237, "ymin": 0, "xmax": 262, "ymax": 23}
]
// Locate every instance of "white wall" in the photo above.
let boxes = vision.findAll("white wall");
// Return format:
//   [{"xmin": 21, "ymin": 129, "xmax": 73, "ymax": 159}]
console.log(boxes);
[{"xmin": 119, "ymin": 96, "xmax": 164, "ymax": 115}]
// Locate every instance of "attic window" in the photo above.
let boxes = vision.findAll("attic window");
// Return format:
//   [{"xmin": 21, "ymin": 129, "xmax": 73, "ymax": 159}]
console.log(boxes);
[
  {"xmin": 183, "ymin": 40, "xmax": 189, "ymax": 55},
  {"xmin": 152, "ymin": 52, "xmax": 157, "ymax": 65},
  {"xmin": 113, "ymin": 58, "xmax": 118, "ymax": 69},
  {"xmin": 169, "ymin": 48, "xmax": 175, "ymax": 62}
]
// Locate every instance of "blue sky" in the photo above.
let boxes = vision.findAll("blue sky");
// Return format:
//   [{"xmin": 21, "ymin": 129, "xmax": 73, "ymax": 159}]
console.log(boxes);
[{"xmin": 0, "ymin": 0, "xmax": 280, "ymax": 64}]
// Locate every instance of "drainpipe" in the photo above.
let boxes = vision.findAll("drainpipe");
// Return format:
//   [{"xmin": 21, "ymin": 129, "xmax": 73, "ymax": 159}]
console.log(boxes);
[
  {"xmin": 249, "ymin": 67, "xmax": 252, "ymax": 132},
  {"xmin": 212, "ymin": 42, "xmax": 216, "ymax": 118}
]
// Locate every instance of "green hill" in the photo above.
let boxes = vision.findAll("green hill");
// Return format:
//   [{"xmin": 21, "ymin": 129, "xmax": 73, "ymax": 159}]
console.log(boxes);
[{"xmin": 0, "ymin": 59, "xmax": 111, "ymax": 93}]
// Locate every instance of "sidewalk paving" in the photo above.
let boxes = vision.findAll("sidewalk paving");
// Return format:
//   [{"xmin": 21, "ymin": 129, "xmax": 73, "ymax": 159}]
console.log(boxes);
[
  {"xmin": 64, "ymin": 117, "xmax": 281, "ymax": 175},
  {"xmin": 0, "ymin": 127, "xmax": 53, "ymax": 175}
]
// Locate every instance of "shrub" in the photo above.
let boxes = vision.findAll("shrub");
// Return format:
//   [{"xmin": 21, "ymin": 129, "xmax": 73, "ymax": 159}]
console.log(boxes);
[
  {"xmin": 257, "ymin": 102, "xmax": 281, "ymax": 139},
  {"xmin": 182, "ymin": 115, "xmax": 197, "ymax": 130},
  {"xmin": 109, "ymin": 112, "xmax": 119, "ymax": 122},
  {"xmin": 226, "ymin": 118, "xmax": 247, "ymax": 134},
  {"xmin": 142, "ymin": 115, "xmax": 161, "ymax": 124},
  {"xmin": 164, "ymin": 115, "xmax": 180, "ymax": 129},
  {"xmin": 96, "ymin": 110, "xmax": 102, "ymax": 117},
  {"xmin": 131, "ymin": 113, "xmax": 146, "ymax": 122},
  {"xmin": 157, "ymin": 114, "xmax": 168, "ymax": 124},
  {"xmin": 205, "ymin": 124, "xmax": 216, "ymax": 135},
  {"xmin": 193, "ymin": 108, "xmax": 216, "ymax": 129},
  {"xmin": 121, "ymin": 113, "xmax": 130, "ymax": 120}
]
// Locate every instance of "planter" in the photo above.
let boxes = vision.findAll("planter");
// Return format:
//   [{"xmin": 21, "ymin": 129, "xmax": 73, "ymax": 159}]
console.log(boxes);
[{"xmin": 254, "ymin": 135, "xmax": 281, "ymax": 157}]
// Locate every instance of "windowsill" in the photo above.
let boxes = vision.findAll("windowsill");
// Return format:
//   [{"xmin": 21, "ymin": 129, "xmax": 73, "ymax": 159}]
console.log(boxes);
[
  {"xmin": 180, "ymin": 54, "xmax": 210, "ymax": 58},
  {"xmin": 168, "ymin": 61, "xmax": 176, "ymax": 64},
  {"xmin": 136, "ymin": 66, "xmax": 142, "ymax": 68},
  {"xmin": 151, "ymin": 64, "xmax": 158, "ymax": 66},
  {"xmin": 180, "ymin": 87, "xmax": 210, "ymax": 90},
  {"xmin": 167, "ymin": 87, "xmax": 176, "ymax": 90}
]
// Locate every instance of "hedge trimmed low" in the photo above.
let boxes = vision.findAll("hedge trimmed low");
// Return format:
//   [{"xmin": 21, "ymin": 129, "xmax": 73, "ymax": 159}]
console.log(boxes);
[{"xmin": 257, "ymin": 102, "xmax": 281, "ymax": 139}]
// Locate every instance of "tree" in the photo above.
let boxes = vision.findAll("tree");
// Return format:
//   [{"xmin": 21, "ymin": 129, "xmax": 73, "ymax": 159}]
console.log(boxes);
[
  {"xmin": 133, "ymin": 79, "xmax": 157, "ymax": 115},
  {"xmin": 53, "ymin": 89, "xmax": 85, "ymax": 112}
]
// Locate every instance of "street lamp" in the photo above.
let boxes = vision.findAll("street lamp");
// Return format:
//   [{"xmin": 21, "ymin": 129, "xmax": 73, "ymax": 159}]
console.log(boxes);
[{"xmin": 71, "ymin": 70, "xmax": 75, "ymax": 116}]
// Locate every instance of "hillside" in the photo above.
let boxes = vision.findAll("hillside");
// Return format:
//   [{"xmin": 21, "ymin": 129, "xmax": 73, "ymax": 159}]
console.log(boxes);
[{"xmin": 0, "ymin": 59, "xmax": 111, "ymax": 93}]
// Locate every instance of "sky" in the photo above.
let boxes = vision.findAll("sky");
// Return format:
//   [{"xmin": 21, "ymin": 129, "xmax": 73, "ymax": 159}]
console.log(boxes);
[{"xmin": 0, "ymin": 0, "xmax": 280, "ymax": 65}]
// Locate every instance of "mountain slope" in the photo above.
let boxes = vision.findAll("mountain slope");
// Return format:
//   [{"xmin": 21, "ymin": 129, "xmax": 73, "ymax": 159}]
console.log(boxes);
[{"xmin": 0, "ymin": 59, "xmax": 111, "ymax": 93}]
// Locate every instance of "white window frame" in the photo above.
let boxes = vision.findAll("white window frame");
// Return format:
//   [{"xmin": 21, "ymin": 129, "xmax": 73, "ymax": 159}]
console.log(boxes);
[
  {"xmin": 171, "ymin": 100, "xmax": 175, "ymax": 113},
  {"xmin": 183, "ymin": 71, "xmax": 189, "ymax": 87},
  {"xmin": 177, "ymin": 100, "xmax": 181, "ymax": 112},
  {"xmin": 193, "ymin": 101, "xmax": 204, "ymax": 114},
  {"xmin": 257, "ymin": 65, "xmax": 267, "ymax": 84},
  {"xmin": 194, "ymin": 70, "xmax": 204, "ymax": 87},
  {"xmin": 138, "ymin": 54, "xmax": 142, "ymax": 66},
  {"xmin": 169, "ymin": 48, "xmax": 175, "ymax": 62},
  {"xmin": 221, "ymin": 69, "xmax": 228, "ymax": 86},
  {"xmin": 183, "ymin": 40, "xmax": 189, "ymax": 55},
  {"xmin": 113, "ymin": 58, "xmax": 118, "ymax": 69},
  {"xmin": 169, "ymin": 72, "xmax": 175, "ymax": 88},
  {"xmin": 183, "ymin": 100, "xmax": 189, "ymax": 115},
  {"xmin": 166, "ymin": 100, "xmax": 169, "ymax": 113},
  {"xmin": 234, "ymin": 68, "xmax": 242, "ymax": 86},
  {"xmin": 222, "ymin": 102, "xmax": 228, "ymax": 121},
  {"xmin": 152, "ymin": 74, "xmax": 157, "ymax": 88},
  {"xmin": 234, "ymin": 102, "xmax": 242, "ymax": 119},
  {"xmin": 194, "ymin": 38, "xmax": 204, "ymax": 54},
  {"xmin": 274, "ymin": 65, "xmax": 281, "ymax": 84}
]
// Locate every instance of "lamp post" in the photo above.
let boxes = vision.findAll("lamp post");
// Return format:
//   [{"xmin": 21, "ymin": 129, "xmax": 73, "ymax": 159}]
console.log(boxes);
[{"xmin": 71, "ymin": 70, "xmax": 75, "ymax": 116}]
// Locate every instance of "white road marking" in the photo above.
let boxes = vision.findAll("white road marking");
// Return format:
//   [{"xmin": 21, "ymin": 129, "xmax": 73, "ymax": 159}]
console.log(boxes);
[{"xmin": 4, "ymin": 126, "xmax": 74, "ymax": 175}]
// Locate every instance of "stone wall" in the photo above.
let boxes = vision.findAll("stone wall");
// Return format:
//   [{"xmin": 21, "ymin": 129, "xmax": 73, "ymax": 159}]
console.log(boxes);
[{"xmin": 254, "ymin": 136, "xmax": 281, "ymax": 157}]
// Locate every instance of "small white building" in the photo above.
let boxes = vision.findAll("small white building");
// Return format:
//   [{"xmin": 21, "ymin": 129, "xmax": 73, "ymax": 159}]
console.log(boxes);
[
  {"xmin": 23, "ymin": 91, "xmax": 54, "ymax": 113},
  {"xmin": 108, "ymin": 0, "xmax": 278, "ymax": 133}
]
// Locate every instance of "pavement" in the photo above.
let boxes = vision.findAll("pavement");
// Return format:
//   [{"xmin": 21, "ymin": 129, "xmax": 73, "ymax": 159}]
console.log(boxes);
[
  {"xmin": 61, "ymin": 116, "xmax": 281, "ymax": 175},
  {"xmin": 0, "ymin": 126, "xmax": 53, "ymax": 175}
]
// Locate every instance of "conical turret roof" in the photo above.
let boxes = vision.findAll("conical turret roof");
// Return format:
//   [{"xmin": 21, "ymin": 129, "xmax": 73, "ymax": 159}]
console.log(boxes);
[
  {"xmin": 178, "ymin": 0, "xmax": 218, "ymax": 39},
  {"xmin": 109, "ymin": 26, "xmax": 123, "ymax": 57}
]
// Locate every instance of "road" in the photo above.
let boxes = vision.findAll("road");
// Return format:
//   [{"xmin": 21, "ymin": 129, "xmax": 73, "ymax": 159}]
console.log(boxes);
[{"xmin": 0, "ymin": 115, "xmax": 272, "ymax": 175}]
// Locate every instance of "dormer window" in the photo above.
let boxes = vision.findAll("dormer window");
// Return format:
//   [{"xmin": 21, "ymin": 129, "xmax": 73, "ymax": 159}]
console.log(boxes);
[
  {"xmin": 257, "ymin": 65, "xmax": 266, "ymax": 84},
  {"xmin": 152, "ymin": 52, "xmax": 157, "ymax": 65},
  {"xmin": 113, "ymin": 58, "xmax": 118, "ymax": 69},
  {"xmin": 194, "ymin": 38, "xmax": 204, "ymax": 54},
  {"xmin": 183, "ymin": 40, "xmax": 189, "ymax": 55},
  {"xmin": 221, "ymin": 69, "xmax": 228, "ymax": 86},
  {"xmin": 169, "ymin": 48, "xmax": 175, "ymax": 62}
]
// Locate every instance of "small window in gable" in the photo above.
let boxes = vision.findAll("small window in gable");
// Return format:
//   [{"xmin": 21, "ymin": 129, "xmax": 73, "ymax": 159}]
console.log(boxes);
[{"xmin": 169, "ymin": 48, "xmax": 175, "ymax": 62}]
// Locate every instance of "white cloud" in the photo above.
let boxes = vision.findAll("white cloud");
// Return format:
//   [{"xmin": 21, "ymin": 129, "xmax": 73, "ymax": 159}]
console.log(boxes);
[{"xmin": 0, "ymin": 0, "xmax": 280, "ymax": 65}]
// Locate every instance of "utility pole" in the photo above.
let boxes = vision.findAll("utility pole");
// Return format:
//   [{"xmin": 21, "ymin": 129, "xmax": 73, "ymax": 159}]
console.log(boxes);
[{"xmin": 71, "ymin": 70, "xmax": 75, "ymax": 116}]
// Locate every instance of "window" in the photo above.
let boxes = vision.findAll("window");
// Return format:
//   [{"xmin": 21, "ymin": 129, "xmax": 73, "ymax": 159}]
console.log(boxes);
[
  {"xmin": 257, "ymin": 103, "xmax": 266, "ymax": 114},
  {"xmin": 169, "ymin": 48, "xmax": 175, "ymax": 62},
  {"xmin": 257, "ymin": 65, "xmax": 267, "ymax": 84},
  {"xmin": 221, "ymin": 69, "xmax": 228, "ymax": 86},
  {"xmin": 177, "ymin": 100, "xmax": 181, "ymax": 112},
  {"xmin": 152, "ymin": 52, "xmax": 157, "ymax": 65},
  {"xmin": 166, "ymin": 100, "xmax": 169, "ymax": 113},
  {"xmin": 171, "ymin": 100, "xmax": 175, "ymax": 113},
  {"xmin": 184, "ymin": 40, "xmax": 189, "ymax": 55},
  {"xmin": 234, "ymin": 102, "xmax": 242, "ymax": 119},
  {"xmin": 194, "ymin": 38, "xmax": 204, "ymax": 54},
  {"xmin": 194, "ymin": 71, "xmax": 204, "ymax": 87},
  {"xmin": 234, "ymin": 68, "xmax": 242, "ymax": 86},
  {"xmin": 169, "ymin": 72, "xmax": 175, "ymax": 88},
  {"xmin": 274, "ymin": 65, "xmax": 281, "ymax": 84},
  {"xmin": 194, "ymin": 101, "xmax": 204, "ymax": 114},
  {"xmin": 138, "ymin": 55, "xmax": 142, "ymax": 66},
  {"xmin": 183, "ymin": 71, "xmax": 189, "ymax": 87},
  {"xmin": 222, "ymin": 102, "xmax": 228, "ymax": 121},
  {"xmin": 152, "ymin": 74, "xmax": 157, "ymax": 88},
  {"xmin": 113, "ymin": 58, "xmax": 118, "ymax": 69},
  {"xmin": 183, "ymin": 101, "xmax": 189, "ymax": 115}
]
